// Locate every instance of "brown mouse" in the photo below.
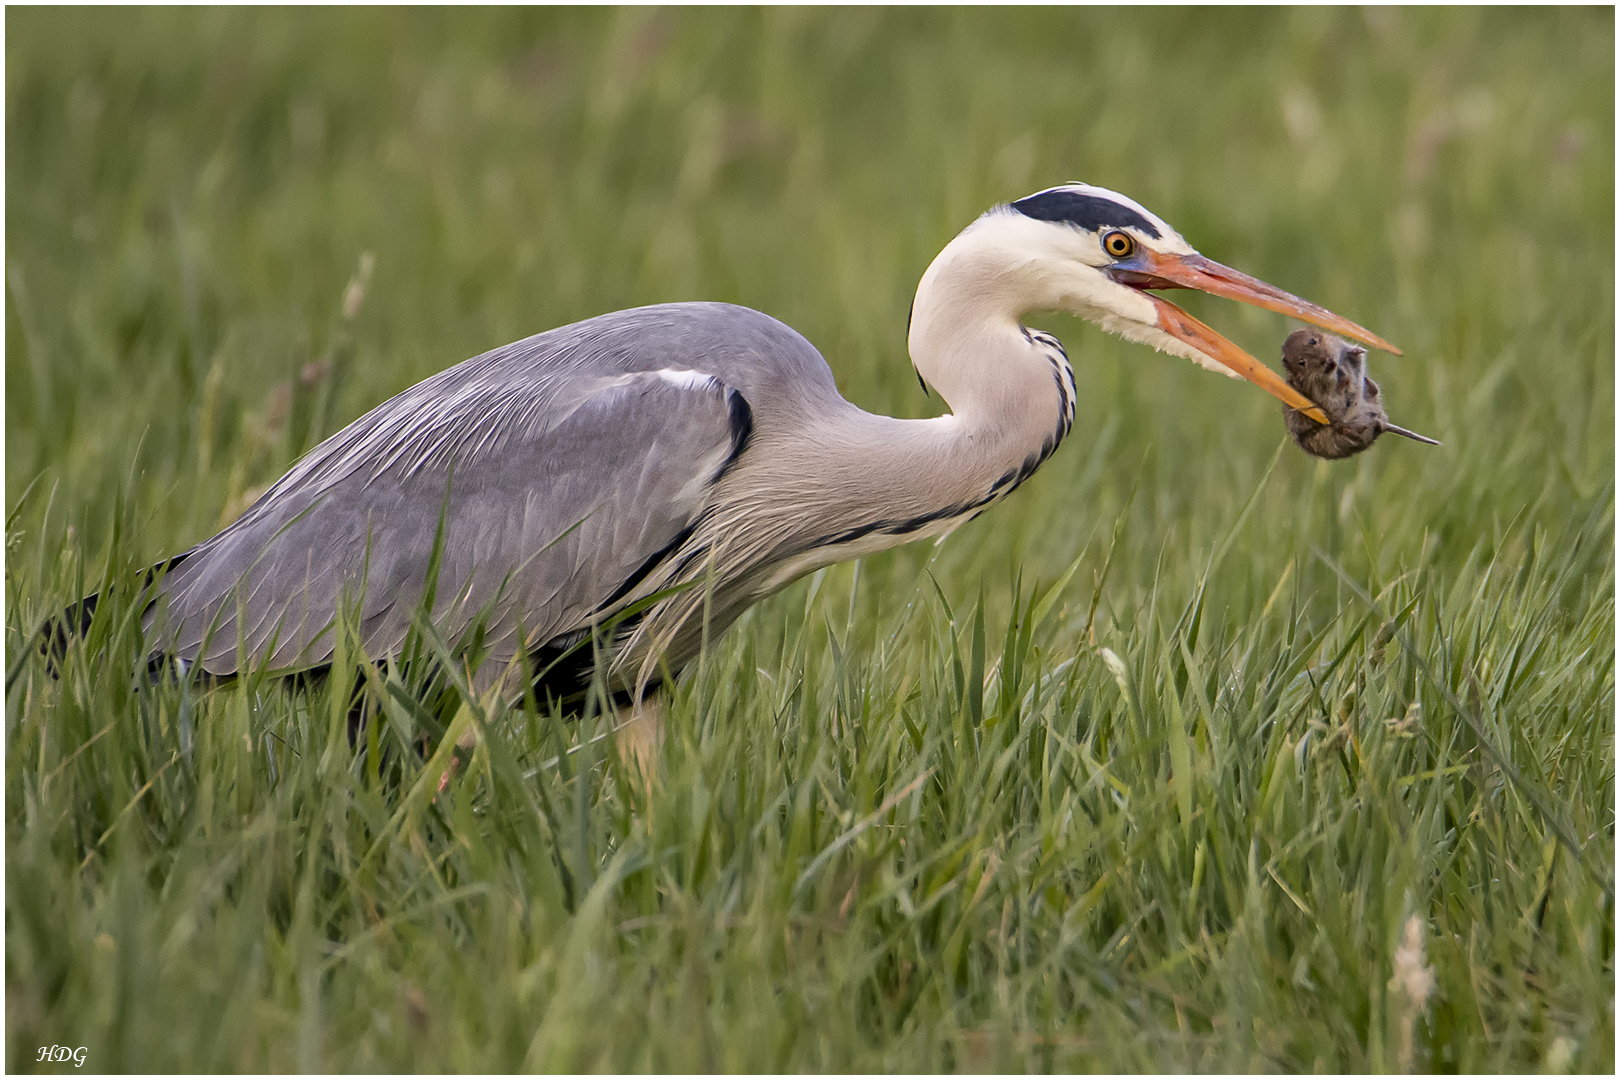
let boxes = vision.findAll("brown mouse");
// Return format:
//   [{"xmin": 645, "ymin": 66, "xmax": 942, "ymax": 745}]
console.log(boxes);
[{"xmin": 1281, "ymin": 329, "xmax": 1439, "ymax": 459}]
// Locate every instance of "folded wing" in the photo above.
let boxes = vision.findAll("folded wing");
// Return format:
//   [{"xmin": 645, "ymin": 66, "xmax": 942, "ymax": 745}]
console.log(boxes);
[{"xmin": 147, "ymin": 341, "xmax": 749, "ymax": 680}]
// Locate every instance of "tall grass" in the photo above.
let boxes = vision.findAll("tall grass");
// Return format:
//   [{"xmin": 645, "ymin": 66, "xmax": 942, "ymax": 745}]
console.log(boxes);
[{"xmin": 7, "ymin": 7, "xmax": 1613, "ymax": 1070}]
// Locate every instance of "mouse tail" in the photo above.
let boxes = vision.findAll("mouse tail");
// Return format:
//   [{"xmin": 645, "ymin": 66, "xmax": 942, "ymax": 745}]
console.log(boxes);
[{"xmin": 1383, "ymin": 422, "xmax": 1441, "ymax": 446}]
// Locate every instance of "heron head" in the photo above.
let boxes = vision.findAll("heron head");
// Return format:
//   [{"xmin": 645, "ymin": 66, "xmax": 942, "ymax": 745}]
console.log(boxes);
[{"xmin": 926, "ymin": 183, "xmax": 1401, "ymax": 422}]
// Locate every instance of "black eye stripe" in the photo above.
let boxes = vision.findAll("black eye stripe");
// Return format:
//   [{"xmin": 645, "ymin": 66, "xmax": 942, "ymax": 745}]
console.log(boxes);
[{"xmin": 1012, "ymin": 189, "xmax": 1164, "ymax": 239}]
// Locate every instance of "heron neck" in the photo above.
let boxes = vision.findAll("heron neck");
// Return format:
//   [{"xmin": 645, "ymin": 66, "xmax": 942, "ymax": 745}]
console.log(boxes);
[
  {"xmin": 725, "ymin": 250, "xmax": 1079, "ymax": 590},
  {"xmin": 781, "ymin": 317, "xmax": 1073, "ymax": 551},
  {"xmin": 905, "ymin": 246, "xmax": 1075, "ymax": 458},
  {"xmin": 907, "ymin": 225, "xmax": 1076, "ymax": 427}
]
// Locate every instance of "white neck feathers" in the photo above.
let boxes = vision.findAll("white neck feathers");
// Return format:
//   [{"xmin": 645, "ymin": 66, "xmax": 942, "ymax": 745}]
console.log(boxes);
[{"xmin": 905, "ymin": 213, "xmax": 1101, "ymax": 436}]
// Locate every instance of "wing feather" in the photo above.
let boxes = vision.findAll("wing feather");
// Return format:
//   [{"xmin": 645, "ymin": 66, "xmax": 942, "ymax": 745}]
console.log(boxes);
[{"xmin": 149, "ymin": 349, "xmax": 745, "ymax": 679}]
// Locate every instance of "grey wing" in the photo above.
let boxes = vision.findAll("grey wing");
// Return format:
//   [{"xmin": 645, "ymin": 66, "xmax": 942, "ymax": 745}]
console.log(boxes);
[{"xmin": 147, "ymin": 366, "xmax": 749, "ymax": 678}]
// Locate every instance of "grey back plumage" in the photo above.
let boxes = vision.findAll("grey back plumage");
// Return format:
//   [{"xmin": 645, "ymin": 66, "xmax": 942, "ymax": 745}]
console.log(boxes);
[{"xmin": 147, "ymin": 302, "xmax": 840, "ymax": 686}]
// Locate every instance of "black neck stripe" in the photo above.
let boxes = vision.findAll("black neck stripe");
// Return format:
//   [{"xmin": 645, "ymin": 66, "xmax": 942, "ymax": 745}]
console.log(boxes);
[{"xmin": 1011, "ymin": 190, "xmax": 1163, "ymax": 240}]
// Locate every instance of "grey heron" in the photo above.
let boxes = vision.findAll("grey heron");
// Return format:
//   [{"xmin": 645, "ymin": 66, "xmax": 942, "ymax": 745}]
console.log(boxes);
[{"xmin": 108, "ymin": 184, "xmax": 1399, "ymax": 763}]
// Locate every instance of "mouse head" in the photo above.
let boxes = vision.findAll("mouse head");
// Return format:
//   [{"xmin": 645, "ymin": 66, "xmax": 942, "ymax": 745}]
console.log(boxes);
[{"xmin": 1281, "ymin": 328, "xmax": 1338, "ymax": 378}]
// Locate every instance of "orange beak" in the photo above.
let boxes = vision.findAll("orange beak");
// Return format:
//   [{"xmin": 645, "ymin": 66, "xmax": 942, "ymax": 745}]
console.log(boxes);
[{"xmin": 1109, "ymin": 249, "xmax": 1401, "ymax": 425}]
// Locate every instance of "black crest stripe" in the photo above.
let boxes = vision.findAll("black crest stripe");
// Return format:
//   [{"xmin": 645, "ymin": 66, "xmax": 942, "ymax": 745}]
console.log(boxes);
[{"xmin": 1011, "ymin": 190, "xmax": 1163, "ymax": 240}]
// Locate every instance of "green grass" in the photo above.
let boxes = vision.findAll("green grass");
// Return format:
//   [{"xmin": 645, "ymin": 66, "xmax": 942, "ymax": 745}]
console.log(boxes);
[{"xmin": 6, "ymin": 7, "xmax": 1613, "ymax": 1071}]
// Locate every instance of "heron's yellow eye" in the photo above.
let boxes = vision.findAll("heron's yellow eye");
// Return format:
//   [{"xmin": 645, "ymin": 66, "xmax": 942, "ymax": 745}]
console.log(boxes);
[{"xmin": 1103, "ymin": 231, "xmax": 1135, "ymax": 258}]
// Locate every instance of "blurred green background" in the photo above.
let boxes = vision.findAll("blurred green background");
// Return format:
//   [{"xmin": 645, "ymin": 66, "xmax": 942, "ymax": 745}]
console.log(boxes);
[{"xmin": 6, "ymin": 7, "xmax": 1613, "ymax": 1071}]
